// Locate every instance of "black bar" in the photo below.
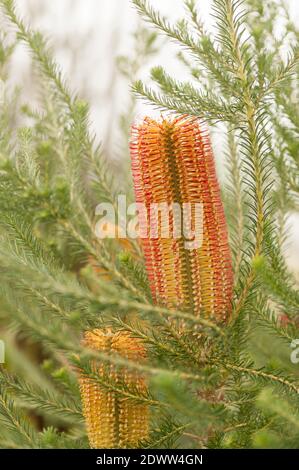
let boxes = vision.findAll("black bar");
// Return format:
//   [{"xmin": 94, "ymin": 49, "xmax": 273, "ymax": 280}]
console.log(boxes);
[{"xmin": 0, "ymin": 449, "xmax": 297, "ymax": 468}]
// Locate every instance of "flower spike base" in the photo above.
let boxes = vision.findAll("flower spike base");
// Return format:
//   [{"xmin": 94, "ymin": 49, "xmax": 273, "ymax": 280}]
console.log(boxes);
[{"xmin": 79, "ymin": 329, "xmax": 149, "ymax": 448}]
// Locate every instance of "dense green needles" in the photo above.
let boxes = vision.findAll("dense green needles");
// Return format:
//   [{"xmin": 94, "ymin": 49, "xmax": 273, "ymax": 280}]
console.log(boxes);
[{"xmin": 0, "ymin": 0, "xmax": 298, "ymax": 449}]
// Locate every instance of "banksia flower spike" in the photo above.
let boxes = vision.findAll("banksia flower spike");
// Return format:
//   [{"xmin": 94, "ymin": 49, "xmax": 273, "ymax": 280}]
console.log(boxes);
[
  {"xmin": 79, "ymin": 329, "xmax": 149, "ymax": 448},
  {"xmin": 130, "ymin": 116, "xmax": 233, "ymax": 322}
]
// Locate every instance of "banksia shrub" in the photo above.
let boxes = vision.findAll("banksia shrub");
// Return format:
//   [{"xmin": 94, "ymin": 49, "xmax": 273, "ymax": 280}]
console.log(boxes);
[
  {"xmin": 79, "ymin": 329, "xmax": 149, "ymax": 448},
  {"xmin": 130, "ymin": 116, "xmax": 233, "ymax": 322}
]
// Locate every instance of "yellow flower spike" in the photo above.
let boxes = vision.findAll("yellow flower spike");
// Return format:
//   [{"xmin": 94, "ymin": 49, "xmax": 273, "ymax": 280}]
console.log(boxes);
[
  {"xmin": 130, "ymin": 116, "xmax": 233, "ymax": 322},
  {"xmin": 79, "ymin": 329, "xmax": 149, "ymax": 449}
]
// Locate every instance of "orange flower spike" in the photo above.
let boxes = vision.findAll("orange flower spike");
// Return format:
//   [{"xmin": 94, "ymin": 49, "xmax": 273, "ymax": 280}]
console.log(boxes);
[
  {"xmin": 79, "ymin": 329, "xmax": 149, "ymax": 448},
  {"xmin": 130, "ymin": 116, "xmax": 233, "ymax": 322}
]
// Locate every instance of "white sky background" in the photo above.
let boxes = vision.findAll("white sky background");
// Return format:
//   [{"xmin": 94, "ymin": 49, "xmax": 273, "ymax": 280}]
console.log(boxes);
[
  {"xmin": 6, "ymin": 0, "xmax": 299, "ymax": 269},
  {"xmin": 12, "ymin": 0, "xmax": 299, "ymax": 136}
]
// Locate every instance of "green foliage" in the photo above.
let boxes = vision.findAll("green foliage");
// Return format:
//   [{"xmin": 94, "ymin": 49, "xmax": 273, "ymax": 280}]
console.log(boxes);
[{"xmin": 0, "ymin": 0, "xmax": 298, "ymax": 449}]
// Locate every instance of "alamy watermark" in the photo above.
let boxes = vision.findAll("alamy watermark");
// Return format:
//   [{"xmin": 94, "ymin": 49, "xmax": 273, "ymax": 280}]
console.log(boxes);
[
  {"xmin": 0, "ymin": 79, "xmax": 4, "ymax": 106},
  {"xmin": 290, "ymin": 339, "xmax": 299, "ymax": 364},
  {"xmin": 0, "ymin": 340, "xmax": 5, "ymax": 364},
  {"xmin": 95, "ymin": 195, "xmax": 204, "ymax": 250}
]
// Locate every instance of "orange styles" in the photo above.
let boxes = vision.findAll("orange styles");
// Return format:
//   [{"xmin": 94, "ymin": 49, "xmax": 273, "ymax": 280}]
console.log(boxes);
[{"xmin": 130, "ymin": 116, "xmax": 233, "ymax": 322}]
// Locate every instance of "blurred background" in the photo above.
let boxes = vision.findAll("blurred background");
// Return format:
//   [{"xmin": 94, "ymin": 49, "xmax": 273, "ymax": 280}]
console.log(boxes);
[{"xmin": 2, "ymin": 0, "xmax": 299, "ymax": 268}]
